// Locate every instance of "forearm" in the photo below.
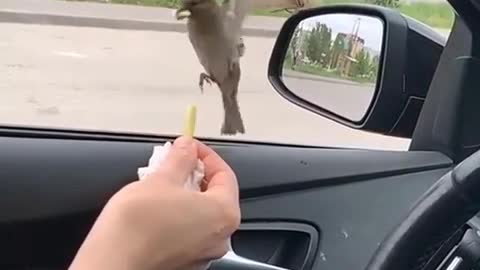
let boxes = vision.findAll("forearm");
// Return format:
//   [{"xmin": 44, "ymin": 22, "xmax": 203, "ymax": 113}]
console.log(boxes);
[
  {"xmin": 68, "ymin": 200, "xmax": 164, "ymax": 270},
  {"xmin": 68, "ymin": 211, "xmax": 143, "ymax": 270}
]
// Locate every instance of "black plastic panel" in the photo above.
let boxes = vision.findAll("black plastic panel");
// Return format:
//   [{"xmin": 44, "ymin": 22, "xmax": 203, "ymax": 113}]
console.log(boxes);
[
  {"xmin": 240, "ymin": 168, "xmax": 450, "ymax": 270},
  {"xmin": 0, "ymin": 135, "xmax": 453, "ymax": 270},
  {"xmin": 0, "ymin": 137, "xmax": 451, "ymax": 223}
]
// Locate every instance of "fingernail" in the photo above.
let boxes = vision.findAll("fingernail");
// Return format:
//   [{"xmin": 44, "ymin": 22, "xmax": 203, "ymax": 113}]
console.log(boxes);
[{"xmin": 174, "ymin": 136, "xmax": 194, "ymax": 149}]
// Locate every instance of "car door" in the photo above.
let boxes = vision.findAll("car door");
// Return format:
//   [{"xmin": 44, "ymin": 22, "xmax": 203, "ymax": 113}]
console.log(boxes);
[{"xmin": 0, "ymin": 127, "xmax": 453, "ymax": 270}]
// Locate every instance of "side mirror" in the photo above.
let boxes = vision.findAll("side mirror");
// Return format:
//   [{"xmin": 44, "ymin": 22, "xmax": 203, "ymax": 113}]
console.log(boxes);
[{"xmin": 268, "ymin": 5, "xmax": 446, "ymax": 138}]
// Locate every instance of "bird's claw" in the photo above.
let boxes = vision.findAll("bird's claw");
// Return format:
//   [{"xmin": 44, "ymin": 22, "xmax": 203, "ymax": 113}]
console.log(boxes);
[
  {"xmin": 237, "ymin": 38, "xmax": 245, "ymax": 57},
  {"xmin": 199, "ymin": 73, "xmax": 213, "ymax": 94},
  {"xmin": 228, "ymin": 60, "xmax": 239, "ymax": 73}
]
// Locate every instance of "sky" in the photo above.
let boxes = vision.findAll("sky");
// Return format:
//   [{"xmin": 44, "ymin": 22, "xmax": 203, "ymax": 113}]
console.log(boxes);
[{"xmin": 299, "ymin": 14, "xmax": 384, "ymax": 53}]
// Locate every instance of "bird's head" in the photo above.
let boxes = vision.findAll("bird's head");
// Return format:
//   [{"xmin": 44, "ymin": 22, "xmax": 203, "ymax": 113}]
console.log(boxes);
[{"xmin": 175, "ymin": 0, "xmax": 217, "ymax": 20}]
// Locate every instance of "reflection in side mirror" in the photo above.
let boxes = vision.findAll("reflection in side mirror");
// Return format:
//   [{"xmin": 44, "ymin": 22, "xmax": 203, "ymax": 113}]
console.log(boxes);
[{"xmin": 281, "ymin": 14, "xmax": 384, "ymax": 122}]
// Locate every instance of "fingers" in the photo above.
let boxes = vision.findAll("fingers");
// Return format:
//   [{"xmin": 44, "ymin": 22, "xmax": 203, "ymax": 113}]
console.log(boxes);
[
  {"xmin": 196, "ymin": 141, "xmax": 239, "ymax": 204},
  {"xmin": 149, "ymin": 136, "xmax": 198, "ymax": 185},
  {"xmin": 148, "ymin": 137, "xmax": 239, "ymax": 205}
]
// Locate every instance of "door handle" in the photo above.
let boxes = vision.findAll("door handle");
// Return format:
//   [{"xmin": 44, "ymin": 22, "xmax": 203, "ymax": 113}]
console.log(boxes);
[
  {"xmin": 210, "ymin": 250, "xmax": 290, "ymax": 270},
  {"xmin": 209, "ymin": 222, "xmax": 318, "ymax": 270}
]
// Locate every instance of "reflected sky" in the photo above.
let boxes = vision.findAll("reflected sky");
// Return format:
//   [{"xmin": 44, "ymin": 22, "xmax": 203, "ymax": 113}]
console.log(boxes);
[{"xmin": 299, "ymin": 14, "xmax": 384, "ymax": 52}]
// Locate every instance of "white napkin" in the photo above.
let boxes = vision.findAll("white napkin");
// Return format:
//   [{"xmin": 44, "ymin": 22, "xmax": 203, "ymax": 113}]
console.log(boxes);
[
  {"xmin": 137, "ymin": 141, "xmax": 232, "ymax": 270},
  {"xmin": 137, "ymin": 142, "xmax": 205, "ymax": 191}
]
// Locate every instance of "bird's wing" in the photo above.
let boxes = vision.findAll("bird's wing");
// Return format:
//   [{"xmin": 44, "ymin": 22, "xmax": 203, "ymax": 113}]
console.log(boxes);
[
  {"xmin": 187, "ymin": 18, "xmax": 231, "ymax": 81},
  {"xmin": 187, "ymin": 23, "xmax": 210, "ymax": 70},
  {"xmin": 221, "ymin": 0, "xmax": 252, "ymax": 41}
]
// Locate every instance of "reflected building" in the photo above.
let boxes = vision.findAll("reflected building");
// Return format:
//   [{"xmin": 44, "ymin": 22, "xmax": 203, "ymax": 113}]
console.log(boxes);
[
  {"xmin": 329, "ymin": 32, "xmax": 365, "ymax": 77},
  {"xmin": 330, "ymin": 15, "xmax": 365, "ymax": 77}
]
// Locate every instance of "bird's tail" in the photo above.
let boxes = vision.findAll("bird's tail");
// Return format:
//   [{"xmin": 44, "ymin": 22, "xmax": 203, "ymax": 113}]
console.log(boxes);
[
  {"xmin": 218, "ymin": 66, "xmax": 245, "ymax": 135},
  {"xmin": 220, "ymin": 89, "xmax": 245, "ymax": 135}
]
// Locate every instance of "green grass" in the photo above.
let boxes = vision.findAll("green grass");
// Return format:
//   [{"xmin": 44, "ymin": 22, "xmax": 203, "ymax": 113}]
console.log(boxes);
[
  {"xmin": 109, "ymin": 0, "xmax": 180, "ymax": 8},
  {"xmin": 295, "ymin": 64, "xmax": 337, "ymax": 77},
  {"xmin": 67, "ymin": 0, "xmax": 455, "ymax": 29},
  {"xmin": 286, "ymin": 63, "xmax": 375, "ymax": 84},
  {"xmin": 399, "ymin": 2, "xmax": 454, "ymax": 29},
  {"xmin": 318, "ymin": 0, "xmax": 454, "ymax": 29}
]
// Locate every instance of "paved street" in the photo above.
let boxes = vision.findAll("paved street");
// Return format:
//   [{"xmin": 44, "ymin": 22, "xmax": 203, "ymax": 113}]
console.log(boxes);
[{"xmin": 0, "ymin": 23, "xmax": 411, "ymax": 150}]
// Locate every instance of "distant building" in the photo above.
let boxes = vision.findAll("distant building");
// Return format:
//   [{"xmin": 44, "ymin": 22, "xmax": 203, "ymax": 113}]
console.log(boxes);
[{"xmin": 329, "ymin": 32, "xmax": 365, "ymax": 77}]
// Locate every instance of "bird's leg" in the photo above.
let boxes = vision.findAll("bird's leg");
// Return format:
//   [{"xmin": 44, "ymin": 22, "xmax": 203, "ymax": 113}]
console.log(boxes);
[
  {"xmin": 227, "ymin": 38, "xmax": 244, "ymax": 73},
  {"xmin": 228, "ymin": 58, "xmax": 240, "ymax": 74},
  {"xmin": 199, "ymin": 72, "xmax": 213, "ymax": 93},
  {"xmin": 237, "ymin": 37, "xmax": 245, "ymax": 58}
]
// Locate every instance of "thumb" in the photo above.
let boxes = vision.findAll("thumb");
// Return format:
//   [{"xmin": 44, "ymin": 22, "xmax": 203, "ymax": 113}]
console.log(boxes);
[{"xmin": 151, "ymin": 136, "xmax": 198, "ymax": 185}]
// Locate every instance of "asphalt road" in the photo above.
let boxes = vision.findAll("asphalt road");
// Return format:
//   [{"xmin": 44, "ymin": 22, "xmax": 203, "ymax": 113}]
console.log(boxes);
[
  {"xmin": 0, "ymin": 23, "xmax": 410, "ymax": 150},
  {"xmin": 283, "ymin": 71, "xmax": 375, "ymax": 121}
]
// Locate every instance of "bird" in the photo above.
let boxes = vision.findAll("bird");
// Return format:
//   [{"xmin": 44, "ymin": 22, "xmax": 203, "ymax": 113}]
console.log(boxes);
[{"xmin": 175, "ymin": 0, "xmax": 251, "ymax": 135}]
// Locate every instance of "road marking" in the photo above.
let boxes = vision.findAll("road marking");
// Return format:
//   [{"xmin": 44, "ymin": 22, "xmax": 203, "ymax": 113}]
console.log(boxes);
[{"xmin": 52, "ymin": 50, "xmax": 88, "ymax": 59}]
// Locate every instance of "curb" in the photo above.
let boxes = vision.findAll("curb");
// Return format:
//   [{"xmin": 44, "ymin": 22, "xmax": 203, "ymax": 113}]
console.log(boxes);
[
  {"xmin": 283, "ymin": 70, "xmax": 374, "ymax": 87},
  {"xmin": 0, "ymin": 10, "xmax": 280, "ymax": 38}
]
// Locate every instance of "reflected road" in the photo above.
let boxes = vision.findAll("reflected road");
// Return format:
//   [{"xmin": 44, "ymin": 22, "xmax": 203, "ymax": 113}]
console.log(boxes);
[{"xmin": 283, "ymin": 70, "xmax": 375, "ymax": 121}]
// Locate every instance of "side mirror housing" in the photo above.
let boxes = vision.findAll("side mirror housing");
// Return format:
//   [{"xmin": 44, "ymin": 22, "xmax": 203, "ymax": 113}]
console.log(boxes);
[{"xmin": 268, "ymin": 4, "xmax": 446, "ymax": 138}]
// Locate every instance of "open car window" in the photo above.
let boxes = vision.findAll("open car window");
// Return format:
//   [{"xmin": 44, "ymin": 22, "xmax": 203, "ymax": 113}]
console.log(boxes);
[{"xmin": 0, "ymin": 0, "xmax": 452, "ymax": 150}]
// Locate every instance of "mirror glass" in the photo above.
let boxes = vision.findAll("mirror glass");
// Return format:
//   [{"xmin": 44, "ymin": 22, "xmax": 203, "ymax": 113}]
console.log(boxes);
[{"xmin": 281, "ymin": 13, "xmax": 384, "ymax": 122}]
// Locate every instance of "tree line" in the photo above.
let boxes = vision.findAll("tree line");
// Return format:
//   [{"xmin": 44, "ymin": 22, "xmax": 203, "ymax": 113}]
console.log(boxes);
[{"xmin": 286, "ymin": 22, "xmax": 380, "ymax": 83}]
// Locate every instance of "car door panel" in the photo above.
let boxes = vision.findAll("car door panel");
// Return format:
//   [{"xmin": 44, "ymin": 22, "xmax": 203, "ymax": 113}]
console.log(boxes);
[
  {"xmin": 237, "ymin": 168, "xmax": 450, "ymax": 270},
  {"xmin": 0, "ymin": 134, "xmax": 452, "ymax": 270}
]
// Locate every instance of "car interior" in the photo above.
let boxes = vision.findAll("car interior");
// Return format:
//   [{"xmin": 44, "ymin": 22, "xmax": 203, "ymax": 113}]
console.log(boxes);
[{"xmin": 2, "ymin": 0, "xmax": 480, "ymax": 270}]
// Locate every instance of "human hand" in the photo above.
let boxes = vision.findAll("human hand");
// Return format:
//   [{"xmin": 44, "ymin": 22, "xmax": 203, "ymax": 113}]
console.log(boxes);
[{"xmin": 69, "ymin": 136, "xmax": 240, "ymax": 270}]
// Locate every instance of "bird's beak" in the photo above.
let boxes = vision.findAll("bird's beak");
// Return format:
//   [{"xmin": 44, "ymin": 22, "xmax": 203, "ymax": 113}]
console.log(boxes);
[{"xmin": 175, "ymin": 7, "xmax": 192, "ymax": 20}]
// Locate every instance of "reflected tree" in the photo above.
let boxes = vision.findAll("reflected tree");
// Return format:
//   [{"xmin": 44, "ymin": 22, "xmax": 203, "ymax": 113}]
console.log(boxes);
[
  {"xmin": 290, "ymin": 26, "xmax": 303, "ymax": 69},
  {"xmin": 318, "ymin": 24, "xmax": 332, "ymax": 67},
  {"xmin": 368, "ymin": 0, "xmax": 400, "ymax": 8},
  {"xmin": 369, "ymin": 55, "xmax": 380, "ymax": 80},
  {"xmin": 306, "ymin": 22, "xmax": 332, "ymax": 66},
  {"xmin": 353, "ymin": 49, "xmax": 370, "ymax": 78}
]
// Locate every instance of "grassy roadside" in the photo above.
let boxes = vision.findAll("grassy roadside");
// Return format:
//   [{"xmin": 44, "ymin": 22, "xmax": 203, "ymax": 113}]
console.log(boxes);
[
  {"xmin": 398, "ymin": 2, "xmax": 453, "ymax": 29},
  {"xmin": 72, "ymin": 0, "xmax": 454, "ymax": 29},
  {"xmin": 286, "ymin": 64, "xmax": 375, "ymax": 84},
  {"xmin": 108, "ymin": 0, "xmax": 179, "ymax": 8}
]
